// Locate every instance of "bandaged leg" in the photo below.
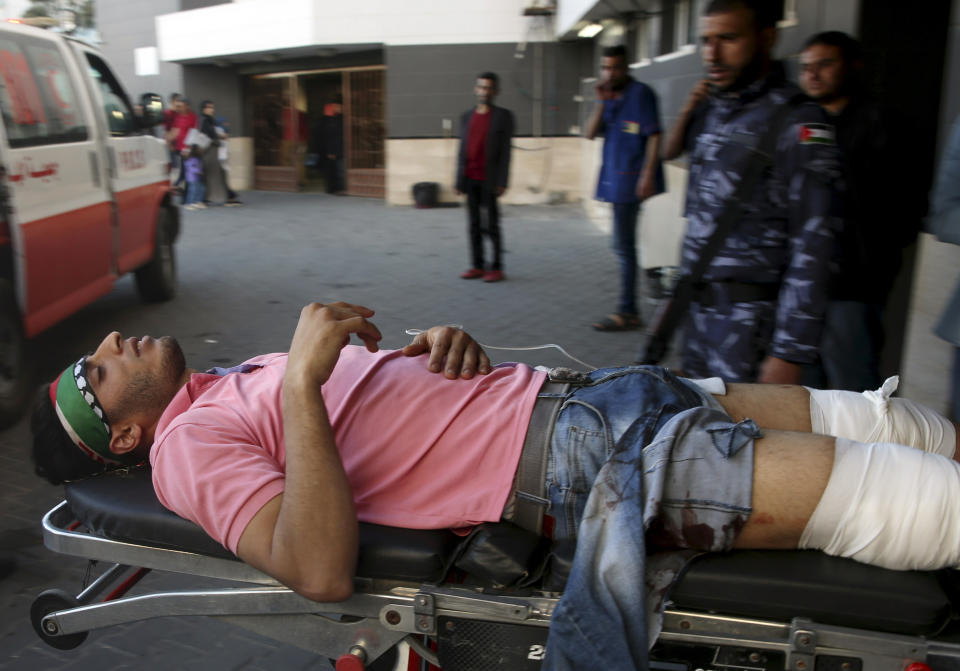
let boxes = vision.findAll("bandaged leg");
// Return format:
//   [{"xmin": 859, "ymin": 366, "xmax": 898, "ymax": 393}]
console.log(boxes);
[
  {"xmin": 799, "ymin": 437, "xmax": 960, "ymax": 570},
  {"xmin": 807, "ymin": 376, "xmax": 957, "ymax": 459}
]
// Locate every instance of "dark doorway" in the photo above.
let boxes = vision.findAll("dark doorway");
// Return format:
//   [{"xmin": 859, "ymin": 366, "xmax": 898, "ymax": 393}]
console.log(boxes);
[
  {"xmin": 302, "ymin": 72, "xmax": 342, "ymax": 193},
  {"xmin": 248, "ymin": 67, "xmax": 385, "ymax": 197},
  {"xmin": 858, "ymin": 0, "xmax": 952, "ymax": 379}
]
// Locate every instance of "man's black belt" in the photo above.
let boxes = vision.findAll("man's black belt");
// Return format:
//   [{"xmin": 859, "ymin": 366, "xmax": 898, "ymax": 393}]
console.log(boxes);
[
  {"xmin": 509, "ymin": 379, "xmax": 570, "ymax": 535},
  {"xmin": 691, "ymin": 281, "xmax": 780, "ymax": 307}
]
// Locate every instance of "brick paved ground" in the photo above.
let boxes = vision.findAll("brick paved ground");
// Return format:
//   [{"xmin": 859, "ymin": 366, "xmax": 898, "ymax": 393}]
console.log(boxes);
[{"xmin": 0, "ymin": 191, "xmax": 668, "ymax": 669}]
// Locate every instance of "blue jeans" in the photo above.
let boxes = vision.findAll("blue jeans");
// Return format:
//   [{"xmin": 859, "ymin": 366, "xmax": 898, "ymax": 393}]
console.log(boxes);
[
  {"xmin": 185, "ymin": 180, "xmax": 205, "ymax": 206},
  {"xmin": 612, "ymin": 201, "xmax": 641, "ymax": 315},
  {"xmin": 542, "ymin": 366, "xmax": 757, "ymax": 670}
]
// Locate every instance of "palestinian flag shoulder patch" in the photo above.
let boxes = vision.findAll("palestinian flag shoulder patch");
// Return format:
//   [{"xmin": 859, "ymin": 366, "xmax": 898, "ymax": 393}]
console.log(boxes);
[{"xmin": 798, "ymin": 123, "xmax": 836, "ymax": 145}]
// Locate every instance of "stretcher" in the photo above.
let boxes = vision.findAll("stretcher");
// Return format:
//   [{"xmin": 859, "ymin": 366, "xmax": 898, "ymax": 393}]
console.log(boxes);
[{"xmin": 32, "ymin": 468, "xmax": 960, "ymax": 670}]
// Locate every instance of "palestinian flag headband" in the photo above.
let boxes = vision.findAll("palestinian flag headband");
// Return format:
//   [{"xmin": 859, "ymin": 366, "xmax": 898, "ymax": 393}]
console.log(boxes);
[{"xmin": 49, "ymin": 356, "xmax": 121, "ymax": 466}]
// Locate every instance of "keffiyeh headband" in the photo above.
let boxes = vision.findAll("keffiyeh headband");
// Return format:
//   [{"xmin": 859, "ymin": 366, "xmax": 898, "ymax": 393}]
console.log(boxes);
[{"xmin": 49, "ymin": 355, "xmax": 122, "ymax": 465}]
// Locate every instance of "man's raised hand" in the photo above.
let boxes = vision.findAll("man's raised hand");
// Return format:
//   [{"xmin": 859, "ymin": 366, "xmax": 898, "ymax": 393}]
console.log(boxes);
[
  {"xmin": 689, "ymin": 79, "xmax": 711, "ymax": 104},
  {"xmin": 286, "ymin": 302, "xmax": 382, "ymax": 386},
  {"xmin": 402, "ymin": 326, "xmax": 492, "ymax": 380}
]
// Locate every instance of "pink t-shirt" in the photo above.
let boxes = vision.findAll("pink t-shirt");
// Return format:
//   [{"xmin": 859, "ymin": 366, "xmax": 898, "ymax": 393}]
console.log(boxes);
[{"xmin": 150, "ymin": 347, "xmax": 546, "ymax": 554}]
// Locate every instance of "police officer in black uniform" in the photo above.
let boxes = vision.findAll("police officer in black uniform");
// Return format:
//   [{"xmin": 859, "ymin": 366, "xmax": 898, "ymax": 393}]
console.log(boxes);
[{"xmin": 671, "ymin": 0, "xmax": 843, "ymax": 384}]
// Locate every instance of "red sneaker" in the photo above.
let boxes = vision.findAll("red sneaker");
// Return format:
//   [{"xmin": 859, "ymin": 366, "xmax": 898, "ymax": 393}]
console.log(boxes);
[
  {"xmin": 483, "ymin": 270, "xmax": 505, "ymax": 282},
  {"xmin": 460, "ymin": 268, "xmax": 485, "ymax": 279}
]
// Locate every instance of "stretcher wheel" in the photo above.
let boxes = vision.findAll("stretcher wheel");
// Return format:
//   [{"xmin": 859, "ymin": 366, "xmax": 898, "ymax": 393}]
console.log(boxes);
[{"xmin": 30, "ymin": 589, "xmax": 88, "ymax": 650}]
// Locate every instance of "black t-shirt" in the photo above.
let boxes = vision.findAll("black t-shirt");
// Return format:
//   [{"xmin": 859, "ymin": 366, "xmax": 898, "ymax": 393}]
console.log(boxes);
[{"xmin": 829, "ymin": 99, "xmax": 924, "ymax": 301}]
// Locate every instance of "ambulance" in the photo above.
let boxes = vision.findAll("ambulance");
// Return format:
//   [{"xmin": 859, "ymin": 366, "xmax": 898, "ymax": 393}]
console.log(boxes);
[{"xmin": 0, "ymin": 21, "xmax": 178, "ymax": 425}]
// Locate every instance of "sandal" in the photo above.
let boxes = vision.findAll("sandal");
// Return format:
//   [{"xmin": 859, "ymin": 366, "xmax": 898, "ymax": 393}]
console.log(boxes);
[{"xmin": 592, "ymin": 313, "xmax": 641, "ymax": 332}]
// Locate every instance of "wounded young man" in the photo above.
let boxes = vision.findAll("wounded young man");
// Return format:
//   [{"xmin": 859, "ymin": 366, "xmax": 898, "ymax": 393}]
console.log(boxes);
[{"xmin": 30, "ymin": 301, "xmax": 960, "ymax": 671}]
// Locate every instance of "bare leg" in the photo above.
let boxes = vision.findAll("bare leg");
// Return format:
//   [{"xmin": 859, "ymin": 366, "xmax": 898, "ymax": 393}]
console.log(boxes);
[
  {"xmin": 714, "ymin": 384, "xmax": 812, "ymax": 432},
  {"xmin": 734, "ymin": 430, "xmax": 834, "ymax": 549},
  {"xmin": 714, "ymin": 383, "xmax": 960, "ymax": 462},
  {"xmin": 732, "ymin": 427, "xmax": 960, "ymax": 570}
]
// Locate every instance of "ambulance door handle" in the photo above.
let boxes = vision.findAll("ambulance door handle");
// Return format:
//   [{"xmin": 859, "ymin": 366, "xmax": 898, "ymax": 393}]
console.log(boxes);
[{"xmin": 88, "ymin": 151, "xmax": 100, "ymax": 188}]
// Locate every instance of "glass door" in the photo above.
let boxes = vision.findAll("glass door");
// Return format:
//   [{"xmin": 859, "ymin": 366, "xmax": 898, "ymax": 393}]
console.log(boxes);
[
  {"xmin": 344, "ymin": 68, "xmax": 385, "ymax": 197},
  {"xmin": 250, "ymin": 75, "xmax": 300, "ymax": 191}
]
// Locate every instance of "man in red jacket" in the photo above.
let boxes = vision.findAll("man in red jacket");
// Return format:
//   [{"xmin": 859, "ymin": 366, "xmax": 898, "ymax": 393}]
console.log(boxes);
[{"xmin": 455, "ymin": 73, "xmax": 514, "ymax": 283}]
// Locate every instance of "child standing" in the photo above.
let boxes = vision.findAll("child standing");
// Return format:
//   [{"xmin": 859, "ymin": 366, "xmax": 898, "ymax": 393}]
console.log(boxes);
[{"xmin": 183, "ymin": 145, "xmax": 206, "ymax": 210}]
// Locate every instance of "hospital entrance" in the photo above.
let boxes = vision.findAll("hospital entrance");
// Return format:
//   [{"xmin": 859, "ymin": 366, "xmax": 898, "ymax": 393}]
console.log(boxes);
[{"xmin": 248, "ymin": 67, "xmax": 385, "ymax": 197}]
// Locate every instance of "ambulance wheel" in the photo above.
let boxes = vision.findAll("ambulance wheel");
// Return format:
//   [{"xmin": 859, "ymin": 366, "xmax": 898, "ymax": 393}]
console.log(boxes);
[
  {"xmin": 135, "ymin": 207, "xmax": 177, "ymax": 303},
  {"xmin": 0, "ymin": 282, "xmax": 32, "ymax": 429},
  {"xmin": 30, "ymin": 589, "xmax": 88, "ymax": 650}
]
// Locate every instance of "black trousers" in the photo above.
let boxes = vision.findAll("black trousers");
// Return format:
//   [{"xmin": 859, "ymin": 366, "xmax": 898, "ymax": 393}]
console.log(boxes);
[
  {"xmin": 325, "ymin": 156, "xmax": 343, "ymax": 193},
  {"xmin": 465, "ymin": 178, "xmax": 502, "ymax": 270}
]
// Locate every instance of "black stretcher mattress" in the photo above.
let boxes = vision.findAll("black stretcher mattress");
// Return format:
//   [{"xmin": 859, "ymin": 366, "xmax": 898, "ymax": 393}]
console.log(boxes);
[{"xmin": 63, "ymin": 469, "xmax": 954, "ymax": 636}]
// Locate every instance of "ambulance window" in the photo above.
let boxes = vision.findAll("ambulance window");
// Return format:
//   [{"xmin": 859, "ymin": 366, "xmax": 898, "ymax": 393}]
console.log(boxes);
[
  {"xmin": 0, "ymin": 35, "xmax": 88, "ymax": 147},
  {"xmin": 84, "ymin": 54, "xmax": 135, "ymax": 137}
]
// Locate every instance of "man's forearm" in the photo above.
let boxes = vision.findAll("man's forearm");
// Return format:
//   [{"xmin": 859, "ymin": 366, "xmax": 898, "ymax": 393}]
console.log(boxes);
[
  {"xmin": 642, "ymin": 133, "xmax": 661, "ymax": 181},
  {"xmin": 273, "ymin": 376, "xmax": 357, "ymax": 600},
  {"xmin": 636, "ymin": 133, "xmax": 661, "ymax": 200},
  {"xmin": 586, "ymin": 102, "xmax": 604, "ymax": 140}
]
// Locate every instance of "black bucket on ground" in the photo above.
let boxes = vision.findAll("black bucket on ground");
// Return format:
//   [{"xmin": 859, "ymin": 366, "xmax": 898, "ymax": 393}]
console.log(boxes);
[{"xmin": 412, "ymin": 182, "xmax": 439, "ymax": 208}]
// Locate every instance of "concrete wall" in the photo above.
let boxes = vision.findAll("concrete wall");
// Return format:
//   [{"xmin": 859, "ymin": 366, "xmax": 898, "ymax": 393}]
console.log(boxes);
[
  {"xmin": 900, "ymin": 0, "xmax": 960, "ymax": 410},
  {"xmin": 95, "ymin": 0, "xmax": 182, "ymax": 104},
  {"xmin": 386, "ymin": 137, "xmax": 585, "ymax": 206},
  {"xmin": 182, "ymin": 64, "xmax": 244, "ymax": 136},
  {"xmin": 225, "ymin": 136, "xmax": 254, "ymax": 190}
]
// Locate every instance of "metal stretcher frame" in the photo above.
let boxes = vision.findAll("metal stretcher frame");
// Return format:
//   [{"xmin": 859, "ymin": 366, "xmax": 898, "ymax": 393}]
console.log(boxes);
[
  {"xmin": 36, "ymin": 497, "xmax": 960, "ymax": 670},
  {"xmin": 39, "ymin": 499, "xmax": 555, "ymax": 665}
]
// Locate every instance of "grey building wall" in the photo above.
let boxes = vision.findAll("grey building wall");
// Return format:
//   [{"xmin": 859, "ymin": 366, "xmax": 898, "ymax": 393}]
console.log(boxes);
[
  {"xmin": 386, "ymin": 41, "xmax": 593, "ymax": 138},
  {"xmin": 95, "ymin": 0, "xmax": 183, "ymax": 105},
  {"xmin": 182, "ymin": 65, "xmax": 244, "ymax": 135}
]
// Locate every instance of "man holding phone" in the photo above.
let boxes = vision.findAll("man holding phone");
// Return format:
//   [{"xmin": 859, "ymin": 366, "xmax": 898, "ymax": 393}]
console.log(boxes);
[{"xmin": 586, "ymin": 45, "xmax": 664, "ymax": 333}]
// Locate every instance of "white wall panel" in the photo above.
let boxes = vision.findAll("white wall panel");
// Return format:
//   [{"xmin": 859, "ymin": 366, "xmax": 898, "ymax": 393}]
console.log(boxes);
[
  {"xmin": 157, "ymin": 0, "xmax": 540, "ymax": 62},
  {"xmin": 157, "ymin": 0, "xmax": 316, "ymax": 61},
  {"xmin": 556, "ymin": 0, "xmax": 598, "ymax": 37}
]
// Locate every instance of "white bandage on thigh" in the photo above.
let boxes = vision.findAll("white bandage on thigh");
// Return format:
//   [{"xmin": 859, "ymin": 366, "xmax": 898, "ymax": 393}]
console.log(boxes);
[
  {"xmin": 806, "ymin": 376, "xmax": 957, "ymax": 459},
  {"xmin": 799, "ymin": 437, "xmax": 960, "ymax": 570}
]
